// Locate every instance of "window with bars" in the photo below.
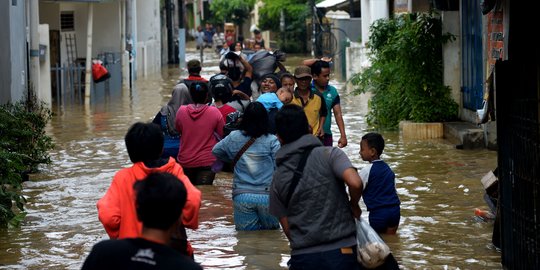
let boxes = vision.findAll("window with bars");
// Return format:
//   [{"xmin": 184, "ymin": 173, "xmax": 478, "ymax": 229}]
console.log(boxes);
[{"xmin": 60, "ymin": 11, "xmax": 75, "ymax": 32}]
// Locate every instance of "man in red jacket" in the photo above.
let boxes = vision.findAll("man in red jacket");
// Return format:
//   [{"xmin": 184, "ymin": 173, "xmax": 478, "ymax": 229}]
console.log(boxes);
[{"xmin": 97, "ymin": 122, "xmax": 202, "ymax": 258}]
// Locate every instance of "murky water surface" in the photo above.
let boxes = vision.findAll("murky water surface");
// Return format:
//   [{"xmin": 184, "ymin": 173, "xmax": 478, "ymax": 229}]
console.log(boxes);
[{"xmin": 0, "ymin": 51, "xmax": 500, "ymax": 269}]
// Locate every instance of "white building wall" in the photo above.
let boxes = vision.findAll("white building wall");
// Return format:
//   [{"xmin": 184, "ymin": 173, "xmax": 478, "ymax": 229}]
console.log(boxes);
[
  {"xmin": 441, "ymin": 11, "xmax": 461, "ymax": 109},
  {"xmin": 38, "ymin": 24, "xmax": 52, "ymax": 107},
  {"xmin": 135, "ymin": 0, "xmax": 161, "ymax": 76},
  {"xmin": 92, "ymin": 2, "xmax": 121, "ymax": 54}
]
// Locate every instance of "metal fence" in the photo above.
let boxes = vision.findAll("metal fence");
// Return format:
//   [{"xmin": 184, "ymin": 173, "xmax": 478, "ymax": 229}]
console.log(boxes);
[
  {"xmin": 495, "ymin": 60, "xmax": 540, "ymax": 269},
  {"xmin": 51, "ymin": 52, "xmax": 122, "ymax": 107}
]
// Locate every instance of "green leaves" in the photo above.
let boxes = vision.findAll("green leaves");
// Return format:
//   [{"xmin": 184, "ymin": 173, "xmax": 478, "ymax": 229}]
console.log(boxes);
[
  {"xmin": 351, "ymin": 12, "xmax": 458, "ymax": 129},
  {"xmin": 0, "ymin": 95, "xmax": 54, "ymax": 227},
  {"xmin": 209, "ymin": 0, "xmax": 256, "ymax": 26}
]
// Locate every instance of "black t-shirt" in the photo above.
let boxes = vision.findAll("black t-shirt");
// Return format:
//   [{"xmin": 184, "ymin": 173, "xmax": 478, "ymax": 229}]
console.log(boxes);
[{"xmin": 81, "ymin": 238, "xmax": 203, "ymax": 270}]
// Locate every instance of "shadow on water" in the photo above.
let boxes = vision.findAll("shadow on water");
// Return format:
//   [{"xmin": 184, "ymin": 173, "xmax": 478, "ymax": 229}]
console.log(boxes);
[{"xmin": 0, "ymin": 50, "xmax": 500, "ymax": 269}]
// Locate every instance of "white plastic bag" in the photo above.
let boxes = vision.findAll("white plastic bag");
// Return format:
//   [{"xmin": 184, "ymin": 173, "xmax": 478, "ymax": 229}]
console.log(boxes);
[{"xmin": 356, "ymin": 217, "xmax": 391, "ymax": 268}]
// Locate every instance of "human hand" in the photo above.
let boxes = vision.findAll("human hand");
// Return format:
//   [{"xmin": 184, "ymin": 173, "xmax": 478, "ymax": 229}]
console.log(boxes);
[
  {"xmin": 316, "ymin": 128, "xmax": 324, "ymax": 138},
  {"xmin": 338, "ymin": 136, "xmax": 348, "ymax": 148}
]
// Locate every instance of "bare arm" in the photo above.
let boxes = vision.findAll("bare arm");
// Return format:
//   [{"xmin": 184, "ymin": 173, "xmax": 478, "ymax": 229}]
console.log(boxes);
[
  {"xmin": 316, "ymin": 116, "xmax": 326, "ymax": 138},
  {"xmin": 342, "ymin": 167, "xmax": 363, "ymax": 218},
  {"xmin": 238, "ymin": 56, "xmax": 253, "ymax": 79},
  {"xmin": 333, "ymin": 104, "xmax": 348, "ymax": 148},
  {"xmin": 279, "ymin": 216, "xmax": 291, "ymax": 240},
  {"xmin": 303, "ymin": 57, "xmax": 332, "ymax": 67}
]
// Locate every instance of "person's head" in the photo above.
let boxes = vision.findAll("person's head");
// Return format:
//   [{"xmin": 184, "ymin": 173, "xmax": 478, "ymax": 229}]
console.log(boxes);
[
  {"xmin": 253, "ymin": 43, "xmax": 262, "ymax": 51},
  {"xmin": 197, "ymin": 25, "xmax": 203, "ymax": 31},
  {"xmin": 229, "ymin": 41, "xmax": 244, "ymax": 52},
  {"xmin": 275, "ymin": 104, "xmax": 310, "ymax": 144},
  {"xmin": 311, "ymin": 60, "xmax": 331, "ymax": 88},
  {"xmin": 293, "ymin": 65, "xmax": 313, "ymax": 91},
  {"xmin": 239, "ymin": 102, "xmax": 269, "ymax": 138},
  {"xmin": 227, "ymin": 66, "xmax": 243, "ymax": 82},
  {"xmin": 277, "ymin": 88, "xmax": 292, "ymax": 104},
  {"xmin": 219, "ymin": 60, "xmax": 228, "ymax": 74},
  {"xmin": 189, "ymin": 81, "xmax": 210, "ymax": 104},
  {"xmin": 134, "ymin": 172, "xmax": 187, "ymax": 230},
  {"xmin": 187, "ymin": 59, "xmax": 201, "ymax": 75},
  {"xmin": 280, "ymin": 73, "xmax": 295, "ymax": 93},
  {"xmin": 209, "ymin": 74, "xmax": 233, "ymax": 103},
  {"xmin": 125, "ymin": 122, "xmax": 164, "ymax": 163},
  {"xmin": 259, "ymin": 73, "xmax": 281, "ymax": 93},
  {"xmin": 253, "ymin": 29, "xmax": 261, "ymax": 38},
  {"xmin": 360, "ymin": 132, "xmax": 385, "ymax": 162}
]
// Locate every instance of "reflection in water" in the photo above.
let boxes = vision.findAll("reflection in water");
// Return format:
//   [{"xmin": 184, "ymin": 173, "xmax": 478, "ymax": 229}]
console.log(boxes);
[{"xmin": 0, "ymin": 52, "xmax": 501, "ymax": 269}]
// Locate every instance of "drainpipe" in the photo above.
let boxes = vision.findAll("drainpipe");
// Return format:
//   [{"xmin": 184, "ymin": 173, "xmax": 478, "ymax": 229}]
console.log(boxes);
[
  {"xmin": 29, "ymin": 0, "xmax": 40, "ymax": 100},
  {"xmin": 84, "ymin": 3, "xmax": 94, "ymax": 102}
]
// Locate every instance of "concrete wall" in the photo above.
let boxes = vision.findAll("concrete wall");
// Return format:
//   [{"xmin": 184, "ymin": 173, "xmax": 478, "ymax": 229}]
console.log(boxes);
[
  {"xmin": 441, "ymin": 11, "xmax": 462, "ymax": 115},
  {"xmin": 135, "ymin": 0, "xmax": 161, "ymax": 76},
  {"xmin": 0, "ymin": 0, "xmax": 27, "ymax": 104},
  {"xmin": 38, "ymin": 24, "xmax": 52, "ymax": 107}
]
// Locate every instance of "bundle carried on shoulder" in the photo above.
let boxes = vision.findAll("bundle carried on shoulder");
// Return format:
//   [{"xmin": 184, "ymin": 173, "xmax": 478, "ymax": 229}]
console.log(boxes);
[{"xmin": 356, "ymin": 217, "xmax": 391, "ymax": 268}]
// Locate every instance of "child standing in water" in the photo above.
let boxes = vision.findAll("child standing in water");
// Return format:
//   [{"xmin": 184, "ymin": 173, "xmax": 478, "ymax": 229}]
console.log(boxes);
[{"xmin": 359, "ymin": 132, "xmax": 401, "ymax": 234}]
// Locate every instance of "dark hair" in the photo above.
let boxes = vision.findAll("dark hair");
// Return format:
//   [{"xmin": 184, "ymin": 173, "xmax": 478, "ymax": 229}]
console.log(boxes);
[
  {"xmin": 253, "ymin": 29, "xmax": 261, "ymax": 35},
  {"xmin": 361, "ymin": 132, "xmax": 385, "ymax": 156},
  {"xmin": 188, "ymin": 66, "xmax": 201, "ymax": 74},
  {"xmin": 134, "ymin": 172, "xmax": 187, "ymax": 230},
  {"xmin": 259, "ymin": 73, "xmax": 282, "ymax": 89},
  {"xmin": 239, "ymin": 102, "xmax": 269, "ymax": 138},
  {"xmin": 228, "ymin": 66, "xmax": 242, "ymax": 81},
  {"xmin": 189, "ymin": 81, "xmax": 209, "ymax": 104},
  {"xmin": 280, "ymin": 72, "xmax": 294, "ymax": 81},
  {"xmin": 275, "ymin": 104, "xmax": 310, "ymax": 144},
  {"xmin": 219, "ymin": 61, "xmax": 228, "ymax": 72},
  {"xmin": 125, "ymin": 122, "xmax": 164, "ymax": 163},
  {"xmin": 311, "ymin": 60, "xmax": 330, "ymax": 76}
]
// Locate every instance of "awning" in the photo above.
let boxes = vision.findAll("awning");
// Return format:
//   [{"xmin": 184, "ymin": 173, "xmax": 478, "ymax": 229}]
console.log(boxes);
[{"xmin": 316, "ymin": 0, "xmax": 347, "ymax": 8}]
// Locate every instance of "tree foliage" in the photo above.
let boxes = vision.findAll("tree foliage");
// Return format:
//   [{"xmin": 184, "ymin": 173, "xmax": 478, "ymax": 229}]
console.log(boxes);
[
  {"xmin": 350, "ymin": 12, "xmax": 458, "ymax": 129},
  {"xmin": 209, "ymin": 0, "xmax": 256, "ymax": 27},
  {"xmin": 259, "ymin": 0, "xmax": 309, "ymax": 53},
  {"xmin": 0, "ymin": 93, "xmax": 54, "ymax": 227}
]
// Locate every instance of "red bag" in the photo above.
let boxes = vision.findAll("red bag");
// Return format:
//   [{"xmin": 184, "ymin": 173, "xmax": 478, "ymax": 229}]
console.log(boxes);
[{"xmin": 92, "ymin": 60, "xmax": 111, "ymax": 83}]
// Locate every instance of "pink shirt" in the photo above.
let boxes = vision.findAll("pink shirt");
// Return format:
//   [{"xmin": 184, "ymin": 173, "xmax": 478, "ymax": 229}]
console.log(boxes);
[{"xmin": 175, "ymin": 104, "xmax": 224, "ymax": 168}]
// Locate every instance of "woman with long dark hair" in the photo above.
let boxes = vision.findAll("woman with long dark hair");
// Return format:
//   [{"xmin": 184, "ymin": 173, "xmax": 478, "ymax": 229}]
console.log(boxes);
[{"xmin": 212, "ymin": 102, "xmax": 280, "ymax": 230}]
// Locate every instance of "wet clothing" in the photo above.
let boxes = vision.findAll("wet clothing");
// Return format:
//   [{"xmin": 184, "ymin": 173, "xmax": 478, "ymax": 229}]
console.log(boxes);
[
  {"xmin": 81, "ymin": 238, "xmax": 202, "ymax": 270},
  {"xmin": 152, "ymin": 84, "xmax": 194, "ymax": 159},
  {"xmin": 288, "ymin": 246, "xmax": 360, "ymax": 270},
  {"xmin": 359, "ymin": 160, "xmax": 401, "ymax": 232},
  {"xmin": 213, "ymin": 130, "xmax": 280, "ymax": 230},
  {"xmin": 311, "ymin": 82, "xmax": 340, "ymax": 135},
  {"xmin": 97, "ymin": 158, "xmax": 201, "ymax": 255},
  {"xmin": 269, "ymin": 134, "xmax": 357, "ymax": 255},
  {"xmin": 175, "ymin": 104, "xmax": 224, "ymax": 168},
  {"xmin": 290, "ymin": 89, "xmax": 327, "ymax": 135}
]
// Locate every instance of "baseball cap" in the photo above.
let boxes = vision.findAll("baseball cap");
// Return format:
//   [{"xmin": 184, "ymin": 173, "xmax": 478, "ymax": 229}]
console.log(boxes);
[{"xmin": 294, "ymin": 65, "xmax": 312, "ymax": 79}]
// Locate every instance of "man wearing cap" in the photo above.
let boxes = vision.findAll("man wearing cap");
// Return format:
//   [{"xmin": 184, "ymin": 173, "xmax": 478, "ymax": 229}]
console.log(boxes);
[
  {"xmin": 290, "ymin": 66, "xmax": 327, "ymax": 138},
  {"xmin": 171, "ymin": 60, "xmax": 208, "ymax": 106}
]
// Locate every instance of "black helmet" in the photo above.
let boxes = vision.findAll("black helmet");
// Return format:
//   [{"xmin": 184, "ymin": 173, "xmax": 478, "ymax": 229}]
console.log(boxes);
[{"xmin": 209, "ymin": 74, "xmax": 233, "ymax": 102}]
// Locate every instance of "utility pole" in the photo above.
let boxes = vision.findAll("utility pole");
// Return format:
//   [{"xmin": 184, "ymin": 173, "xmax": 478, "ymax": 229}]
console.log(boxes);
[
  {"xmin": 310, "ymin": 0, "xmax": 316, "ymax": 57},
  {"xmin": 166, "ymin": 0, "xmax": 174, "ymax": 64},
  {"xmin": 178, "ymin": 0, "xmax": 186, "ymax": 69},
  {"xmin": 29, "ymin": 0, "xmax": 40, "ymax": 99},
  {"xmin": 84, "ymin": 3, "xmax": 94, "ymax": 102}
]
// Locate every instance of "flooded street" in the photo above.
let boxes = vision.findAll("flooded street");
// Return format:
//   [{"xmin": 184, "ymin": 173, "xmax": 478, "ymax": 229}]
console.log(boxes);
[{"xmin": 0, "ymin": 51, "xmax": 500, "ymax": 269}]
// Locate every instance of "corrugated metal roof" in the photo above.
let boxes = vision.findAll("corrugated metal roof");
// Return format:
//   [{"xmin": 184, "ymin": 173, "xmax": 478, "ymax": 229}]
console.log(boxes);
[{"xmin": 316, "ymin": 0, "xmax": 347, "ymax": 8}]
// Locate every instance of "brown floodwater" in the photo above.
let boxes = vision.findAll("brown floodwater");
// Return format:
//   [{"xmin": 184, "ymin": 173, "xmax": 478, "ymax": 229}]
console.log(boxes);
[{"xmin": 0, "ymin": 51, "xmax": 500, "ymax": 269}]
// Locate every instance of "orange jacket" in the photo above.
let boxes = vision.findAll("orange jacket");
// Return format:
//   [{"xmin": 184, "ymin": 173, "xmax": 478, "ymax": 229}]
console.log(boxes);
[{"xmin": 97, "ymin": 157, "xmax": 201, "ymax": 240}]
